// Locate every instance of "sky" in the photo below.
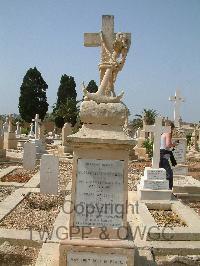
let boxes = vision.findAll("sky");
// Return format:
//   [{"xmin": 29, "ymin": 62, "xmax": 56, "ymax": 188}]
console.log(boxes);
[{"xmin": 0, "ymin": 0, "xmax": 200, "ymax": 122}]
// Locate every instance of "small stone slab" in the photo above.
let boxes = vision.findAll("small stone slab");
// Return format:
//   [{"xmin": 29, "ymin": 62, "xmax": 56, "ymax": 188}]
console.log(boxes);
[
  {"xmin": 144, "ymin": 167, "xmax": 166, "ymax": 180},
  {"xmin": 23, "ymin": 142, "xmax": 36, "ymax": 170},
  {"xmin": 40, "ymin": 154, "xmax": 59, "ymax": 195}
]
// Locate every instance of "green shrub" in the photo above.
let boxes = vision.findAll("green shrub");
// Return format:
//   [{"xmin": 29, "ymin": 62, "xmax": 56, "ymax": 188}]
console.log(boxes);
[{"xmin": 142, "ymin": 139, "xmax": 153, "ymax": 158}]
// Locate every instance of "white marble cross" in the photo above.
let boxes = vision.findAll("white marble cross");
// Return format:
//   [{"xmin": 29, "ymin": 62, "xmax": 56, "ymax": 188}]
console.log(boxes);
[
  {"xmin": 15, "ymin": 121, "xmax": 21, "ymax": 135},
  {"xmin": 32, "ymin": 114, "xmax": 41, "ymax": 139},
  {"xmin": 144, "ymin": 117, "xmax": 171, "ymax": 169},
  {"xmin": 84, "ymin": 15, "xmax": 131, "ymax": 83},
  {"xmin": 169, "ymin": 89, "xmax": 184, "ymax": 128}
]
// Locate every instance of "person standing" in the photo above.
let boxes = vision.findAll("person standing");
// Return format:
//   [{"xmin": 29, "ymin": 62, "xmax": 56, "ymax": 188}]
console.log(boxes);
[{"xmin": 160, "ymin": 122, "xmax": 177, "ymax": 190}]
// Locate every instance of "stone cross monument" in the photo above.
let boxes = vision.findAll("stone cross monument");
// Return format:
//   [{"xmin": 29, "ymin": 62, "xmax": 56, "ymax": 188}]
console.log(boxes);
[
  {"xmin": 138, "ymin": 116, "xmax": 172, "ymax": 201},
  {"xmin": 144, "ymin": 116, "xmax": 171, "ymax": 168},
  {"xmin": 59, "ymin": 15, "xmax": 135, "ymax": 265},
  {"xmin": 83, "ymin": 15, "xmax": 131, "ymax": 103},
  {"xmin": 169, "ymin": 89, "xmax": 184, "ymax": 128},
  {"xmin": 32, "ymin": 114, "xmax": 41, "ymax": 139}
]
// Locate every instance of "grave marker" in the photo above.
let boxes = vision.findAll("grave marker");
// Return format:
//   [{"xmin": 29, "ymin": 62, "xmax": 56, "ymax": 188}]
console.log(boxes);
[
  {"xmin": 138, "ymin": 116, "xmax": 172, "ymax": 200},
  {"xmin": 40, "ymin": 154, "xmax": 58, "ymax": 195},
  {"xmin": 23, "ymin": 142, "xmax": 36, "ymax": 170}
]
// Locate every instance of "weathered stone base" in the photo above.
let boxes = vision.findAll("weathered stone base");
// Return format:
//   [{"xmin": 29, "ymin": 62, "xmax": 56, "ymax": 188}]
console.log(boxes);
[
  {"xmin": 59, "ymin": 238, "xmax": 135, "ymax": 266},
  {"xmin": 173, "ymin": 164, "xmax": 188, "ymax": 176},
  {"xmin": 137, "ymin": 185, "xmax": 172, "ymax": 201}
]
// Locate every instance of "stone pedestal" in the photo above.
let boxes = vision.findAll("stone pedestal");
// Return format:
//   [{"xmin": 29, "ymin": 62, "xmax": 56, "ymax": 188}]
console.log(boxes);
[
  {"xmin": 59, "ymin": 239, "xmax": 135, "ymax": 266},
  {"xmin": 66, "ymin": 101, "xmax": 134, "ymax": 241},
  {"xmin": 138, "ymin": 167, "xmax": 172, "ymax": 201},
  {"xmin": 3, "ymin": 132, "xmax": 17, "ymax": 149}
]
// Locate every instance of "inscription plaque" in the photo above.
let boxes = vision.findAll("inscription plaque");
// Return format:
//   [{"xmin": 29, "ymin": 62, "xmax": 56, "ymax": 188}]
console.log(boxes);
[
  {"xmin": 67, "ymin": 251, "xmax": 127, "ymax": 265},
  {"xmin": 74, "ymin": 159, "xmax": 124, "ymax": 227},
  {"xmin": 172, "ymin": 139, "xmax": 186, "ymax": 164}
]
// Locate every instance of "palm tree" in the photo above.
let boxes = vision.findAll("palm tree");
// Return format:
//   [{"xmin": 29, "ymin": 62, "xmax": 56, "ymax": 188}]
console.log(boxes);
[{"xmin": 130, "ymin": 108, "xmax": 158, "ymax": 130}]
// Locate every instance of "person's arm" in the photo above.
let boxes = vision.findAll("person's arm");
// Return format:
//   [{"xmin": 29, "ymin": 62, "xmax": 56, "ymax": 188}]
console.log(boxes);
[{"xmin": 165, "ymin": 132, "xmax": 176, "ymax": 148}]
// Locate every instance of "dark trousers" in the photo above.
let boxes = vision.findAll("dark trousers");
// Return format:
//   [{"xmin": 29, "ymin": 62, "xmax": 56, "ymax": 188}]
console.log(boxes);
[{"xmin": 159, "ymin": 157, "xmax": 173, "ymax": 190}]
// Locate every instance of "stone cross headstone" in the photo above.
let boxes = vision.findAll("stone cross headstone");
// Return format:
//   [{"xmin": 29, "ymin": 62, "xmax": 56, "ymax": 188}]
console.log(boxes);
[
  {"xmin": 84, "ymin": 15, "xmax": 131, "ymax": 83},
  {"xmin": 40, "ymin": 154, "xmax": 58, "ymax": 195},
  {"xmin": 15, "ymin": 121, "xmax": 21, "ymax": 135},
  {"xmin": 8, "ymin": 114, "xmax": 14, "ymax": 133},
  {"xmin": 169, "ymin": 90, "xmax": 184, "ymax": 128},
  {"xmin": 29, "ymin": 123, "xmax": 34, "ymax": 137},
  {"xmin": 3, "ymin": 117, "xmax": 8, "ymax": 133},
  {"xmin": 144, "ymin": 116, "xmax": 171, "ymax": 169},
  {"xmin": 23, "ymin": 142, "xmax": 36, "ymax": 170},
  {"xmin": 32, "ymin": 114, "xmax": 41, "ymax": 139}
]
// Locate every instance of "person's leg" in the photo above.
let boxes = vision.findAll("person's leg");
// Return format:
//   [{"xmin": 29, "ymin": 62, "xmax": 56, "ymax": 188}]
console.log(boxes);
[{"xmin": 160, "ymin": 158, "xmax": 173, "ymax": 189}]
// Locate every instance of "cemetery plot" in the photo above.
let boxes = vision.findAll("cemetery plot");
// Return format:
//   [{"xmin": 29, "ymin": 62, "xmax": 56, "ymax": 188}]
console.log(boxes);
[
  {"xmin": 135, "ymin": 201, "xmax": 200, "ymax": 241},
  {"xmin": 149, "ymin": 209, "xmax": 187, "ymax": 227},
  {"xmin": 181, "ymin": 200, "xmax": 200, "ymax": 216},
  {"xmin": 0, "ymin": 162, "xmax": 21, "ymax": 171},
  {"xmin": 1, "ymin": 166, "xmax": 39, "ymax": 183},
  {"xmin": 0, "ymin": 241, "xmax": 40, "ymax": 266},
  {"xmin": 0, "ymin": 186, "xmax": 16, "ymax": 203},
  {"xmin": 0, "ymin": 192, "xmax": 64, "ymax": 235}
]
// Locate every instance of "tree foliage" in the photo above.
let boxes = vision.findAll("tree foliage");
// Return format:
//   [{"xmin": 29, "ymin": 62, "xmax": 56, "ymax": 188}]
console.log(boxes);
[
  {"xmin": 130, "ymin": 108, "xmax": 158, "ymax": 130},
  {"xmin": 86, "ymin": 80, "xmax": 98, "ymax": 93},
  {"xmin": 55, "ymin": 75, "xmax": 77, "ymax": 108},
  {"xmin": 18, "ymin": 67, "xmax": 48, "ymax": 122},
  {"xmin": 53, "ymin": 74, "xmax": 78, "ymax": 128}
]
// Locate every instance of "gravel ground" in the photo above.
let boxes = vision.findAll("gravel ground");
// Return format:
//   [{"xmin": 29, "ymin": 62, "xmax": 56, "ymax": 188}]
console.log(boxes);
[
  {"xmin": 0, "ymin": 241, "xmax": 40, "ymax": 266},
  {"xmin": 188, "ymin": 161, "xmax": 200, "ymax": 181},
  {"xmin": 149, "ymin": 210, "xmax": 187, "ymax": 227},
  {"xmin": 59, "ymin": 160, "xmax": 72, "ymax": 192},
  {"xmin": 0, "ymin": 193, "xmax": 65, "ymax": 235},
  {"xmin": 0, "ymin": 187, "xmax": 16, "ymax": 203},
  {"xmin": 1, "ymin": 166, "xmax": 39, "ymax": 183},
  {"xmin": 128, "ymin": 161, "xmax": 151, "ymax": 191}
]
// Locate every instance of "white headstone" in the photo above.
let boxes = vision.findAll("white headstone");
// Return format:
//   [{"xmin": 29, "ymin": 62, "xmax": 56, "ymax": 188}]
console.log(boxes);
[
  {"xmin": 40, "ymin": 154, "xmax": 59, "ymax": 195},
  {"xmin": 29, "ymin": 123, "xmax": 35, "ymax": 137},
  {"xmin": 15, "ymin": 121, "xmax": 21, "ymax": 135},
  {"xmin": 32, "ymin": 114, "xmax": 41, "ymax": 139},
  {"xmin": 62, "ymin": 123, "xmax": 72, "ymax": 146},
  {"xmin": 169, "ymin": 90, "xmax": 184, "ymax": 128},
  {"xmin": 172, "ymin": 138, "xmax": 187, "ymax": 164},
  {"xmin": 144, "ymin": 116, "xmax": 171, "ymax": 169},
  {"xmin": 23, "ymin": 142, "xmax": 36, "ymax": 170}
]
